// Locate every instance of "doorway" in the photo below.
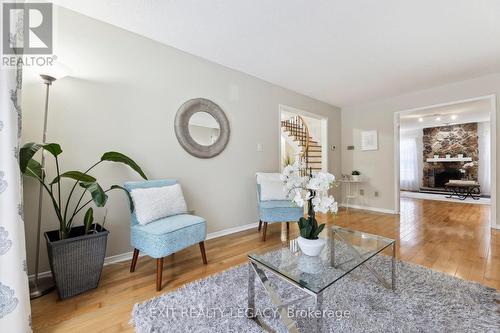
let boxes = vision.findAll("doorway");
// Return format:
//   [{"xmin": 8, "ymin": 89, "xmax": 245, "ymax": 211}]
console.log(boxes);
[
  {"xmin": 279, "ymin": 105, "xmax": 328, "ymax": 172},
  {"xmin": 394, "ymin": 95, "xmax": 497, "ymax": 229}
]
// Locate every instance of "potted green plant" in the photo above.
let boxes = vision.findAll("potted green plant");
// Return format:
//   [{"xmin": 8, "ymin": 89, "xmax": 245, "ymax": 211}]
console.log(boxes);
[
  {"xmin": 281, "ymin": 161, "xmax": 337, "ymax": 256},
  {"xmin": 19, "ymin": 142, "xmax": 147, "ymax": 299},
  {"xmin": 351, "ymin": 170, "xmax": 361, "ymax": 182}
]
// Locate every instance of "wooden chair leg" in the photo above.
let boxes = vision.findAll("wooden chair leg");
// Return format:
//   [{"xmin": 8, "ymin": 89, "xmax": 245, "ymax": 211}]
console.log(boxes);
[
  {"xmin": 258, "ymin": 220, "xmax": 262, "ymax": 231},
  {"xmin": 130, "ymin": 248, "xmax": 139, "ymax": 273},
  {"xmin": 262, "ymin": 222, "xmax": 268, "ymax": 241},
  {"xmin": 156, "ymin": 257, "xmax": 163, "ymax": 291},
  {"xmin": 199, "ymin": 241, "xmax": 208, "ymax": 265}
]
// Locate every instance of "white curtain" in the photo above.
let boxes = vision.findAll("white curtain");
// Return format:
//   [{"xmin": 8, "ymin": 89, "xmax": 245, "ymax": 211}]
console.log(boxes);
[
  {"xmin": 400, "ymin": 137, "xmax": 419, "ymax": 191},
  {"xmin": 0, "ymin": 63, "xmax": 32, "ymax": 330},
  {"xmin": 478, "ymin": 122, "xmax": 491, "ymax": 195}
]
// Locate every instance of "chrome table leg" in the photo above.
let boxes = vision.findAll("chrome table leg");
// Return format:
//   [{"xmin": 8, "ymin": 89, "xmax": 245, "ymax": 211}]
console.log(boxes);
[
  {"xmin": 330, "ymin": 228, "xmax": 336, "ymax": 268},
  {"xmin": 314, "ymin": 292, "xmax": 324, "ymax": 332},
  {"xmin": 250, "ymin": 262, "xmax": 300, "ymax": 333},
  {"xmin": 392, "ymin": 242, "xmax": 396, "ymax": 291},
  {"xmin": 248, "ymin": 263, "xmax": 256, "ymax": 318}
]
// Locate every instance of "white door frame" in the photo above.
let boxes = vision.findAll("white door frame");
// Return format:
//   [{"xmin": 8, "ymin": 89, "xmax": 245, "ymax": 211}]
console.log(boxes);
[
  {"xmin": 278, "ymin": 104, "xmax": 328, "ymax": 172},
  {"xmin": 393, "ymin": 95, "xmax": 497, "ymax": 229}
]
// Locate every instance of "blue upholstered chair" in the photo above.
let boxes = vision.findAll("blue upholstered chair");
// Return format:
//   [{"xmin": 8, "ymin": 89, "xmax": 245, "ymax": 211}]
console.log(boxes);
[
  {"xmin": 123, "ymin": 179, "xmax": 207, "ymax": 291},
  {"xmin": 256, "ymin": 173, "xmax": 303, "ymax": 241}
]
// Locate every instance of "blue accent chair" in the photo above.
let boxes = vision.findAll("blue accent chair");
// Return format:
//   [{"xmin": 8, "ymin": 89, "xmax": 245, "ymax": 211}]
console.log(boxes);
[
  {"xmin": 256, "ymin": 173, "xmax": 304, "ymax": 241},
  {"xmin": 124, "ymin": 179, "xmax": 207, "ymax": 291}
]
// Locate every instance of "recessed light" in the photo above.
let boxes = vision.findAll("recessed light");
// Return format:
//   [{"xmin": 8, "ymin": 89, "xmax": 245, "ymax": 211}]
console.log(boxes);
[
  {"xmin": 436, "ymin": 117, "xmax": 441, "ymax": 121},
  {"xmin": 418, "ymin": 117, "xmax": 423, "ymax": 122},
  {"xmin": 451, "ymin": 115, "xmax": 457, "ymax": 120}
]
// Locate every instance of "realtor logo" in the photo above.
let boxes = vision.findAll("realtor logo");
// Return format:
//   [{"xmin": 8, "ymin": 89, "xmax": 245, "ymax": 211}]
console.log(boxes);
[{"xmin": 2, "ymin": 2, "xmax": 53, "ymax": 55}]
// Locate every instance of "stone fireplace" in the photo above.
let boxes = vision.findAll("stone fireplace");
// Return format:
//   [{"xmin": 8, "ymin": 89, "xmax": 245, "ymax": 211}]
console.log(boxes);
[{"xmin": 422, "ymin": 123, "xmax": 478, "ymax": 188}]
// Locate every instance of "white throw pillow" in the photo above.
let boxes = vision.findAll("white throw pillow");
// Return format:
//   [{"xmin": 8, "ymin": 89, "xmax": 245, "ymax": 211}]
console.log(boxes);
[
  {"xmin": 260, "ymin": 180, "xmax": 288, "ymax": 201},
  {"xmin": 131, "ymin": 184, "xmax": 188, "ymax": 225}
]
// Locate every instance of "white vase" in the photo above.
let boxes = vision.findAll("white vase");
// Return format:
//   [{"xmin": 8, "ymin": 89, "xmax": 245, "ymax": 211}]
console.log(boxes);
[
  {"xmin": 297, "ymin": 236, "xmax": 326, "ymax": 257},
  {"xmin": 351, "ymin": 175, "xmax": 360, "ymax": 182}
]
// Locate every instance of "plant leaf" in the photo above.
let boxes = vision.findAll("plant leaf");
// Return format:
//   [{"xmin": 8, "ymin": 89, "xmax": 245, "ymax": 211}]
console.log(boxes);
[
  {"xmin": 19, "ymin": 142, "xmax": 43, "ymax": 173},
  {"xmin": 303, "ymin": 224, "xmax": 312, "ymax": 238},
  {"xmin": 43, "ymin": 143, "xmax": 62, "ymax": 157},
  {"xmin": 109, "ymin": 185, "xmax": 134, "ymax": 212},
  {"xmin": 24, "ymin": 159, "xmax": 44, "ymax": 180},
  {"xmin": 299, "ymin": 226, "xmax": 307, "ymax": 238},
  {"xmin": 101, "ymin": 152, "xmax": 147, "ymax": 180},
  {"xmin": 298, "ymin": 217, "xmax": 308, "ymax": 229},
  {"xmin": 84, "ymin": 207, "xmax": 94, "ymax": 234},
  {"xmin": 312, "ymin": 224, "xmax": 325, "ymax": 239},
  {"xmin": 51, "ymin": 171, "xmax": 96, "ymax": 185},
  {"xmin": 80, "ymin": 181, "xmax": 108, "ymax": 207}
]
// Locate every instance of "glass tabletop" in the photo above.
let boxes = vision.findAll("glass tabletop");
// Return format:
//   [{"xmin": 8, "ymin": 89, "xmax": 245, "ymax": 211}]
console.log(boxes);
[{"xmin": 248, "ymin": 226, "xmax": 395, "ymax": 294}]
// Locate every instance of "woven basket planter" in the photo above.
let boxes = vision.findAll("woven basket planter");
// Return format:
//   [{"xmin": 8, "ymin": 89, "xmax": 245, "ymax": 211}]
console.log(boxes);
[{"xmin": 45, "ymin": 224, "xmax": 109, "ymax": 299}]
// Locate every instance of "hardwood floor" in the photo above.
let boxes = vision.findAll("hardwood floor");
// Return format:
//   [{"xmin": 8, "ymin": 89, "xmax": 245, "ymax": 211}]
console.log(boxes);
[{"xmin": 31, "ymin": 197, "xmax": 499, "ymax": 332}]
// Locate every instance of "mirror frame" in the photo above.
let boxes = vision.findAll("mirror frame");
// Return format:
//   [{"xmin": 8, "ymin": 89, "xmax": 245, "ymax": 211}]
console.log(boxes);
[{"xmin": 174, "ymin": 98, "xmax": 230, "ymax": 158}]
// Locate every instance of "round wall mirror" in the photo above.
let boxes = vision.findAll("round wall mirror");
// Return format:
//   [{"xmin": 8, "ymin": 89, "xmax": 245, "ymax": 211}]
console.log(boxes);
[
  {"xmin": 188, "ymin": 112, "xmax": 220, "ymax": 146},
  {"xmin": 174, "ymin": 98, "xmax": 230, "ymax": 158}
]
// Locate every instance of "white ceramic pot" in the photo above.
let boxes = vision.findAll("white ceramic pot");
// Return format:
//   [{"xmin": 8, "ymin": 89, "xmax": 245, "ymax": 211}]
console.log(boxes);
[
  {"xmin": 446, "ymin": 154, "xmax": 451, "ymax": 159},
  {"xmin": 433, "ymin": 155, "xmax": 439, "ymax": 159},
  {"xmin": 297, "ymin": 236, "xmax": 326, "ymax": 257},
  {"xmin": 351, "ymin": 175, "xmax": 360, "ymax": 182}
]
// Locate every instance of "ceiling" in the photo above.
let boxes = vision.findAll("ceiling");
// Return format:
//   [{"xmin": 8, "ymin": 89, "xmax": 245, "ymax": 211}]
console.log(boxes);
[
  {"xmin": 53, "ymin": 0, "xmax": 500, "ymax": 107},
  {"xmin": 400, "ymin": 98, "xmax": 491, "ymax": 130}
]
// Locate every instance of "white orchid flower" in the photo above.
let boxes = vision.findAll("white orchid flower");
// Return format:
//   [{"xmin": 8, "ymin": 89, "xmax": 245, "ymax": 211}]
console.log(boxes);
[
  {"xmin": 281, "ymin": 160, "xmax": 337, "ymax": 215},
  {"xmin": 293, "ymin": 191, "xmax": 305, "ymax": 207}
]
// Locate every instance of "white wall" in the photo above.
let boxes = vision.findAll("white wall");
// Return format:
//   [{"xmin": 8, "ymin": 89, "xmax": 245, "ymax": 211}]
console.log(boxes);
[
  {"xmin": 302, "ymin": 115, "xmax": 322, "ymax": 144},
  {"xmin": 341, "ymin": 73, "xmax": 498, "ymax": 225},
  {"xmin": 21, "ymin": 7, "xmax": 341, "ymax": 274}
]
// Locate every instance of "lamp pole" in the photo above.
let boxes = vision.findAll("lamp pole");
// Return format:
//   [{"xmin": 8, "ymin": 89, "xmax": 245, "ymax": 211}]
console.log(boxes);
[{"xmin": 29, "ymin": 74, "xmax": 57, "ymax": 299}]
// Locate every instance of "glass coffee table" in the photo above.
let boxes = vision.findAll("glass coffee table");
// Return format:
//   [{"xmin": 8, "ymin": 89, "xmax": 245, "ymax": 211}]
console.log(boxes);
[{"xmin": 247, "ymin": 226, "xmax": 396, "ymax": 332}]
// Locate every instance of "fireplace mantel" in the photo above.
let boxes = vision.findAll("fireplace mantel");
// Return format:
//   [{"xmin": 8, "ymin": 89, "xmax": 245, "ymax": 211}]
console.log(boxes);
[{"xmin": 426, "ymin": 157, "xmax": 473, "ymax": 163}]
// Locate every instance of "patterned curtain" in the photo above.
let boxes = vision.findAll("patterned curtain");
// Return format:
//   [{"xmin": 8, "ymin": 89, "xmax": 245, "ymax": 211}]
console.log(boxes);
[{"xmin": 0, "ymin": 62, "xmax": 32, "ymax": 330}]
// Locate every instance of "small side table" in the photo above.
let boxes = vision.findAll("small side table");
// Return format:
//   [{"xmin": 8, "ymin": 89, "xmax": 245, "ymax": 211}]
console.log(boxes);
[{"xmin": 339, "ymin": 179, "xmax": 363, "ymax": 212}]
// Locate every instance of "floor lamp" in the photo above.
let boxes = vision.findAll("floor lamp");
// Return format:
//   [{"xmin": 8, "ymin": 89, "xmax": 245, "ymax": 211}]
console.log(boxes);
[{"xmin": 29, "ymin": 69, "xmax": 69, "ymax": 299}]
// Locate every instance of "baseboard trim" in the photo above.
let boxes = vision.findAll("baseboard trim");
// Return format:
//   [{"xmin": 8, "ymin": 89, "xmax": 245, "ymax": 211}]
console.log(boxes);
[
  {"xmin": 339, "ymin": 203, "xmax": 397, "ymax": 215},
  {"xmin": 29, "ymin": 221, "xmax": 259, "ymax": 280},
  {"xmin": 206, "ymin": 221, "xmax": 258, "ymax": 240}
]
